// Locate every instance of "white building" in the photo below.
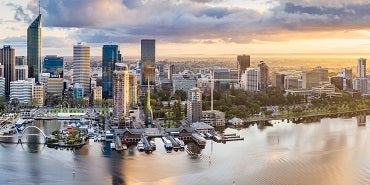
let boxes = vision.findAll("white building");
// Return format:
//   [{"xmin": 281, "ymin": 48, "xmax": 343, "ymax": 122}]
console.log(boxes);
[
  {"xmin": 172, "ymin": 70, "xmax": 197, "ymax": 94},
  {"xmin": 312, "ymin": 82, "xmax": 341, "ymax": 98},
  {"xmin": 10, "ymin": 79, "xmax": 33, "ymax": 103},
  {"xmin": 357, "ymin": 58, "xmax": 366, "ymax": 78},
  {"xmin": 73, "ymin": 42, "xmax": 90, "ymax": 95},
  {"xmin": 241, "ymin": 67, "xmax": 259, "ymax": 92},
  {"xmin": 0, "ymin": 77, "xmax": 4, "ymax": 97},
  {"xmin": 353, "ymin": 77, "xmax": 368, "ymax": 95}
]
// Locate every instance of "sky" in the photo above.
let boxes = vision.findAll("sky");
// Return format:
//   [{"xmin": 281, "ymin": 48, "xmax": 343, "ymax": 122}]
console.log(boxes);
[{"xmin": 1, "ymin": 0, "xmax": 370, "ymax": 57}]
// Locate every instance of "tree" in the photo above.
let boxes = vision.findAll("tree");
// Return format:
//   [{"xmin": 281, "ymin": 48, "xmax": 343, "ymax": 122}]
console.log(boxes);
[
  {"xmin": 10, "ymin": 98, "xmax": 20, "ymax": 110},
  {"xmin": 173, "ymin": 90, "xmax": 187, "ymax": 101},
  {"xmin": 157, "ymin": 90, "xmax": 171, "ymax": 101},
  {"xmin": 172, "ymin": 99, "xmax": 183, "ymax": 120}
]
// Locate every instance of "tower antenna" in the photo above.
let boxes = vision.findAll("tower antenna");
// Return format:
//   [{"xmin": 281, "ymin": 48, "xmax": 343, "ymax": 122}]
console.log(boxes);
[{"xmin": 38, "ymin": 0, "xmax": 40, "ymax": 15}]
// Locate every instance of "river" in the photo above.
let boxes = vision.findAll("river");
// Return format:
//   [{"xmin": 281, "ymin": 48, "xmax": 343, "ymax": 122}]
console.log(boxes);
[{"xmin": 0, "ymin": 116, "xmax": 370, "ymax": 185}]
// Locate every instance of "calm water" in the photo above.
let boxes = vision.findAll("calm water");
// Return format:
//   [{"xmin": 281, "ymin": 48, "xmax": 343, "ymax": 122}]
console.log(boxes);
[{"xmin": 1, "ymin": 117, "xmax": 370, "ymax": 185}]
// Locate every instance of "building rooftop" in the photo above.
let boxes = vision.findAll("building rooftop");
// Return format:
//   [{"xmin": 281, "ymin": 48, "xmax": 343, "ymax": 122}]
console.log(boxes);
[{"xmin": 191, "ymin": 122, "xmax": 214, "ymax": 130}]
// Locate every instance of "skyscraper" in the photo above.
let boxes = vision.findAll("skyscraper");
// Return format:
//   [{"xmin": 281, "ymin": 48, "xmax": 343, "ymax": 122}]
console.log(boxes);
[
  {"xmin": 16, "ymin": 56, "xmax": 28, "ymax": 81},
  {"xmin": 73, "ymin": 43, "xmax": 90, "ymax": 96},
  {"xmin": 187, "ymin": 87, "xmax": 202, "ymax": 123},
  {"xmin": 257, "ymin": 61, "xmax": 269, "ymax": 91},
  {"xmin": 102, "ymin": 44, "xmax": 121, "ymax": 99},
  {"xmin": 27, "ymin": 14, "xmax": 42, "ymax": 82},
  {"xmin": 168, "ymin": 64, "xmax": 176, "ymax": 82},
  {"xmin": 113, "ymin": 63, "xmax": 130, "ymax": 123},
  {"xmin": 357, "ymin": 58, "xmax": 366, "ymax": 78},
  {"xmin": 237, "ymin": 54, "xmax": 250, "ymax": 80},
  {"xmin": 129, "ymin": 73, "xmax": 138, "ymax": 107},
  {"xmin": 141, "ymin": 39, "xmax": 155, "ymax": 85},
  {"xmin": 0, "ymin": 45, "xmax": 15, "ymax": 99},
  {"xmin": 16, "ymin": 56, "xmax": 26, "ymax": 65},
  {"xmin": 241, "ymin": 67, "xmax": 259, "ymax": 92}
]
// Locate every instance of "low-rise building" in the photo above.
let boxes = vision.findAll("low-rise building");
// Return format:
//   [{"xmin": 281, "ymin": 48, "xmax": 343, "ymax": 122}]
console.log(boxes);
[
  {"xmin": 32, "ymin": 83, "xmax": 44, "ymax": 107},
  {"xmin": 92, "ymin": 86, "xmax": 102, "ymax": 106},
  {"xmin": 191, "ymin": 122, "xmax": 214, "ymax": 133},
  {"xmin": 10, "ymin": 80, "xmax": 33, "ymax": 104},
  {"xmin": 201, "ymin": 110, "xmax": 225, "ymax": 127}
]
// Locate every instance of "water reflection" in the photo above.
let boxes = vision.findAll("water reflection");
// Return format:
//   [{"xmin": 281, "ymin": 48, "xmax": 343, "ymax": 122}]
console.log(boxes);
[
  {"xmin": 1, "ymin": 117, "xmax": 370, "ymax": 184},
  {"xmin": 356, "ymin": 115, "xmax": 366, "ymax": 126}
]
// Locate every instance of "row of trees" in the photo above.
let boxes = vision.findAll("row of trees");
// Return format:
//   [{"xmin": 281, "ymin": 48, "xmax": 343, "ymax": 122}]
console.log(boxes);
[{"xmin": 203, "ymin": 87, "xmax": 304, "ymax": 119}]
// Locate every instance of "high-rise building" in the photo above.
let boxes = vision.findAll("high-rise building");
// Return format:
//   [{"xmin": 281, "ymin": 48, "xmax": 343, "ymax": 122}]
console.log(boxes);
[
  {"xmin": 339, "ymin": 67, "xmax": 352, "ymax": 90},
  {"xmin": 73, "ymin": 42, "xmax": 90, "ymax": 96},
  {"xmin": 273, "ymin": 72, "xmax": 286, "ymax": 89},
  {"xmin": 27, "ymin": 14, "xmax": 42, "ymax": 82},
  {"xmin": 258, "ymin": 61, "xmax": 269, "ymax": 91},
  {"xmin": 353, "ymin": 78, "xmax": 368, "ymax": 94},
  {"xmin": 242, "ymin": 67, "xmax": 259, "ymax": 92},
  {"xmin": 16, "ymin": 56, "xmax": 26, "ymax": 65},
  {"xmin": 213, "ymin": 68, "xmax": 230, "ymax": 91},
  {"xmin": 302, "ymin": 66, "xmax": 328, "ymax": 89},
  {"xmin": 129, "ymin": 73, "xmax": 138, "ymax": 107},
  {"xmin": 113, "ymin": 63, "xmax": 130, "ymax": 122},
  {"xmin": 15, "ymin": 56, "xmax": 28, "ymax": 80},
  {"xmin": 168, "ymin": 64, "xmax": 176, "ymax": 81},
  {"xmin": 187, "ymin": 87, "xmax": 202, "ymax": 123},
  {"xmin": 102, "ymin": 44, "xmax": 121, "ymax": 99},
  {"xmin": 141, "ymin": 39, "xmax": 155, "ymax": 85},
  {"xmin": 43, "ymin": 55, "xmax": 63, "ymax": 77},
  {"xmin": 357, "ymin": 58, "xmax": 366, "ymax": 78},
  {"xmin": 15, "ymin": 65, "xmax": 28, "ymax": 81},
  {"xmin": 0, "ymin": 45, "xmax": 15, "ymax": 99},
  {"xmin": 330, "ymin": 76, "xmax": 344, "ymax": 90},
  {"xmin": 237, "ymin": 55, "xmax": 250, "ymax": 80}
]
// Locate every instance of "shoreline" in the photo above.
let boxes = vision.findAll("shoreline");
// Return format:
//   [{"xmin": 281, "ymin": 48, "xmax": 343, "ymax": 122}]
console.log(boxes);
[{"xmin": 243, "ymin": 109, "xmax": 370, "ymax": 124}]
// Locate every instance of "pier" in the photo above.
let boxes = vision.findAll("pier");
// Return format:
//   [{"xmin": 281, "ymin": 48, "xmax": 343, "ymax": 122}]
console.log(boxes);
[
  {"xmin": 141, "ymin": 135, "xmax": 153, "ymax": 153},
  {"xmin": 191, "ymin": 133, "xmax": 206, "ymax": 148},
  {"xmin": 166, "ymin": 135, "xmax": 180, "ymax": 150}
]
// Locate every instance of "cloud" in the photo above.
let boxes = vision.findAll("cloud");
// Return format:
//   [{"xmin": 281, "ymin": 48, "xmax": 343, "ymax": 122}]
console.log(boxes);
[
  {"xmin": 15, "ymin": 0, "xmax": 370, "ymax": 45},
  {"xmin": 6, "ymin": 3, "xmax": 32, "ymax": 22},
  {"xmin": 43, "ymin": 36, "xmax": 75, "ymax": 48},
  {"xmin": 121, "ymin": 0, "xmax": 143, "ymax": 9},
  {"xmin": 0, "ymin": 36, "xmax": 27, "ymax": 47}
]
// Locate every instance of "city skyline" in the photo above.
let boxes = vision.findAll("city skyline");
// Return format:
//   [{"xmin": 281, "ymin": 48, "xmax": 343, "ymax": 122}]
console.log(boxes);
[{"xmin": 1, "ymin": 0, "xmax": 370, "ymax": 56}]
